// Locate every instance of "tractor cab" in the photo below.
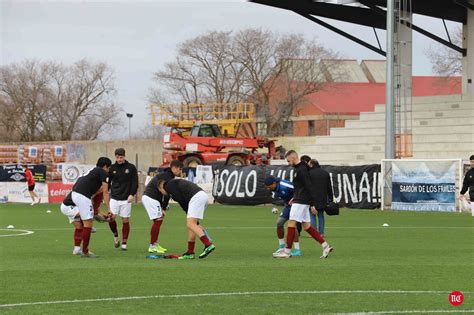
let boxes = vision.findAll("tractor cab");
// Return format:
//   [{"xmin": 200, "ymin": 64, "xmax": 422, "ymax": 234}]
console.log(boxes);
[{"xmin": 190, "ymin": 123, "xmax": 223, "ymax": 138}]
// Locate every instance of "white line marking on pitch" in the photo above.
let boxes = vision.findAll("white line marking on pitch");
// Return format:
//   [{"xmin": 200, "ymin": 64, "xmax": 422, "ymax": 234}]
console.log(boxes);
[
  {"xmin": 0, "ymin": 290, "xmax": 472, "ymax": 308},
  {"xmin": 336, "ymin": 311, "xmax": 474, "ymax": 314},
  {"xmin": 0, "ymin": 229, "xmax": 34, "ymax": 238},
  {"xmin": 22, "ymin": 226, "xmax": 474, "ymax": 232}
]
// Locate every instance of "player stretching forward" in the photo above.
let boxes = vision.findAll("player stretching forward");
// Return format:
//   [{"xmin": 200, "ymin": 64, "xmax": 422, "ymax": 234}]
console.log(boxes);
[
  {"xmin": 158, "ymin": 178, "xmax": 215, "ymax": 259},
  {"xmin": 60, "ymin": 191, "xmax": 108, "ymax": 255},
  {"xmin": 273, "ymin": 150, "xmax": 333, "ymax": 259},
  {"xmin": 264, "ymin": 176, "xmax": 302, "ymax": 256},
  {"xmin": 142, "ymin": 160, "xmax": 183, "ymax": 254},
  {"xmin": 71, "ymin": 157, "xmax": 112, "ymax": 258},
  {"xmin": 107, "ymin": 148, "xmax": 138, "ymax": 251}
]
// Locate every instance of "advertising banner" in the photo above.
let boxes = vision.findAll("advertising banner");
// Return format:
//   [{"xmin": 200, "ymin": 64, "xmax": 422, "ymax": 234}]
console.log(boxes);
[
  {"xmin": 48, "ymin": 182, "xmax": 74, "ymax": 203},
  {"xmin": 6, "ymin": 182, "xmax": 48, "ymax": 203},
  {"xmin": 61, "ymin": 164, "xmax": 95, "ymax": 184},
  {"xmin": 212, "ymin": 164, "xmax": 381, "ymax": 209},
  {"xmin": 0, "ymin": 164, "xmax": 47, "ymax": 182},
  {"xmin": 0, "ymin": 183, "xmax": 7, "ymax": 203},
  {"xmin": 391, "ymin": 160, "xmax": 457, "ymax": 211},
  {"xmin": 195, "ymin": 165, "xmax": 213, "ymax": 184}
]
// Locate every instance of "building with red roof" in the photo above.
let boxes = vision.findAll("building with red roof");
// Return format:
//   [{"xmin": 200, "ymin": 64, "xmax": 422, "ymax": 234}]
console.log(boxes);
[{"xmin": 256, "ymin": 60, "xmax": 461, "ymax": 137}]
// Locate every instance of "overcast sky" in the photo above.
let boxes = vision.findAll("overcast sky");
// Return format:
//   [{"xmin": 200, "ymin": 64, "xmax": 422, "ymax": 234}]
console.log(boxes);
[{"xmin": 0, "ymin": 0, "xmax": 461, "ymax": 139}]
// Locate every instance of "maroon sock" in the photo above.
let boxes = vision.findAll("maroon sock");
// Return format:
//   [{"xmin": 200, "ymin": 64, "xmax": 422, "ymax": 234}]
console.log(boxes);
[
  {"xmin": 150, "ymin": 220, "xmax": 163, "ymax": 245},
  {"xmin": 108, "ymin": 220, "xmax": 118, "ymax": 237},
  {"xmin": 82, "ymin": 227, "xmax": 92, "ymax": 254},
  {"xmin": 199, "ymin": 235, "xmax": 212, "ymax": 247},
  {"xmin": 74, "ymin": 228, "xmax": 83, "ymax": 247},
  {"xmin": 187, "ymin": 241, "xmax": 195, "ymax": 254},
  {"xmin": 122, "ymin": 222, "xmax": 130, "ymax": 244},
  {"xmin": 277, "ymin": 227, "xmax": 284, "ymax": 239},
  {"xmin": 306, "ymin": 226, "xmax": 325, "ymax": 244},
  {"xmin": 286, "ymin": 226, "xmax": 296, "ymax": 249}
]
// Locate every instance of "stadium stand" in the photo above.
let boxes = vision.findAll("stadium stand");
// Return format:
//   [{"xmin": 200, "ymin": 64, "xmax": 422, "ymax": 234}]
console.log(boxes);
[{"xmin": 300, "ymin": 94, "xmax": 474, "ymax": 165}]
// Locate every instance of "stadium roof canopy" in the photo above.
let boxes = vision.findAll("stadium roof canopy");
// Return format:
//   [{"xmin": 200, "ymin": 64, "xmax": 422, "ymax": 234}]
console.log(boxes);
[{"xmin": 249, "ymin": 0, "xmax": 470, "ymax": 56}]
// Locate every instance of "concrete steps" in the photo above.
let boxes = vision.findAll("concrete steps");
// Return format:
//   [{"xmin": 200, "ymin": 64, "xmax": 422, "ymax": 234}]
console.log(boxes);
[
  {"xmin": 360, "ymin": 109, "xmax": 474, "ymax": 121},
  {"xmin": 303, "ymin": 142, "xmax": 474, "ymax": 153},
  {"xmin": 330, "ymin": 125, "xmax": 471, "ymax": 137},
  {"xmin": 299, "ymin": 94, "xmax": 474, "ymax": 165},
  {"xmin": 345, "ymin": 116, "xmax": 474, "ymax": 128},
  {"xmin": 374, "ymin": 101, "xmax": 472, "ymax": 112}
]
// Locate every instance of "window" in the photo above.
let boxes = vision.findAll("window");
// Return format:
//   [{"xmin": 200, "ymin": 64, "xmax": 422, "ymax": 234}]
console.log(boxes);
[
  {"xmin": 28, "ymin": 147, "xmax": 37, "ymax": 158},
  {"xmin": 54, "ymin": 146, "xmax": 63, "ymax": 157},
  {"xmin": 308, "ymin": 120, "xmax": 315, "ymax": 135},
  {"xmin": 283, "ymin": 121, "xmax": 293, "ymax": 136},
  {"xmin": 256, "ymin": 122, "xmax": 267, "ymax": 136},
  {"xmin": 198, "ymin": 125, "xmax": 215, "ymax": 137}
]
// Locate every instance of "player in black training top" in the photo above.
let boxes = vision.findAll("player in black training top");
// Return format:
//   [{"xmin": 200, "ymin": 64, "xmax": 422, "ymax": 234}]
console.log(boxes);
[
  {"xmin": 273, "ymin": 150, "xmax": 333, "ymax": 259},
  {"xmin": 71, "ymin": 157, "xmax": 112, "ymax": 258},
  {"xmin": 460, "ymin": 155, "xmax": 474, "ymax": 216},
  {"xmin": 158, "ymin": 178, "xmax": 215, "ymax": 259},
  {"xmin": 107, "ymin": 148, "xmax": 138, "ymax": 251},
  {"xmin": 142, "ymin": 160, "xmax": 183, "ymax": 254}
]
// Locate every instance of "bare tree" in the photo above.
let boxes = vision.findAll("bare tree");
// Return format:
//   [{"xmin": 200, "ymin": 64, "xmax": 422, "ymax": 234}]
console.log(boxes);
[
  {"xmin": 234, "ymin": 30, "xmax": 338, "ymax": 136},
  {"xmin": 0, "ymin": 59, "xmax": 121, "ymax": 142},
  {"xmin": 152, "ymin": 29, "xmax": 340, "ymax": 136},
  {"xmin": 426, "ymin": 27, "xmax": 462, "ymax": 76},
  {"xmin": 0, "ymin": 60, "xmax": 52, "ymax": 141}
]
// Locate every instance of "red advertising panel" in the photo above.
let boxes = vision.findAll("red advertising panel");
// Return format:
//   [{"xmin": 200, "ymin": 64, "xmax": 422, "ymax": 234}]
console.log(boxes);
[{"xmin": 48, "ymin": 182, "xmax": 73, "ymax": 203}]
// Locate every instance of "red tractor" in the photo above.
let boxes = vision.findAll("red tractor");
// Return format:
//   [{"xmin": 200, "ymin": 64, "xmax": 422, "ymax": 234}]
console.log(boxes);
[{"xmin": 161, "ymin": 123, "xmax": 278, "ymax": 168}]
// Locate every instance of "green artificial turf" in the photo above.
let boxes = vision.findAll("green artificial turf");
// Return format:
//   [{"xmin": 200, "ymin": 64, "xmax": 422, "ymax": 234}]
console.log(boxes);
[{"xmin": 0, "ymin": 203, "xmax": 472, "ymax": 314}]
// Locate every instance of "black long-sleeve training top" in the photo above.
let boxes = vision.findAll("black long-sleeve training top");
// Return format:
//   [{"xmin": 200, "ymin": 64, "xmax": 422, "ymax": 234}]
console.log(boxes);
[
  {"xmin": 291, "ymin": 162, "xmax": 318, "ymax": 206},
  {"xmin": 164, "ymin": 178, "xmax": 203, "ymax": 213},
  {"xmin": 461, "ymin": 168, "xmax": 474, "ymax": 200},
  {"xmin": 73, "ymin": 167, "xmax": 108, "ymax": 199},
  {"xmin": 308, "ymin": 165, "xmax": 334, "ymax": 209},
  {"xmin": 108, "ymin": 160, "xmax": 138, "ymax": 201},
  {"xmin": 143, "ymin": 168, "xmax": 175, "ymax": 209}
]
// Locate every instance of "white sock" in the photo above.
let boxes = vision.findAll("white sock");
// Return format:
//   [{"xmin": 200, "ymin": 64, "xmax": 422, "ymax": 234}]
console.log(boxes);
[
  {"xmin": 73, "ymin": 246, "xmax": 81, "ymax": 252},
  {"xmin": 149, "ymin": 244, "xmax": 155, "ymax": 248},
  {"xmin": 322, "ymin": 241, "xmax": 328, "ymax": 248},
  {"xmin": 293, "ymin": 242, "xmax": 300, "ymax": 250},
  {"xmin": 114, "ymin": 236, "xmax": 119, "ymax": 242},
  {"xmin": 278, "ymin": 238, "xmax": 285, "ymax": 246}
]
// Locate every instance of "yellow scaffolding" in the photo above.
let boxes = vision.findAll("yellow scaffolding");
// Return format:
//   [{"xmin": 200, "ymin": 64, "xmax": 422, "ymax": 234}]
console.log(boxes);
[{"xmin": 149, "ymin": 103, "xmax": 255, "ymax": 136}]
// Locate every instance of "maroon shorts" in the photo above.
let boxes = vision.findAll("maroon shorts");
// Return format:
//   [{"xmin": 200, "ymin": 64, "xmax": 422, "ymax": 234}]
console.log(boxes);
[{"xmin": 28, "ymin": 184, "xmax": 35, "ymax": 192}]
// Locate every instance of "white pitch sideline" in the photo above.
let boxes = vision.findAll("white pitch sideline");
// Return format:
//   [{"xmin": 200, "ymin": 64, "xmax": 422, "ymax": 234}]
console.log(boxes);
[
  {"xmin": 0, "ymin": 290, "xmax": 472, "ymax": 308},
  {"xmin": 336, "ymin": 311, "xmax": 474, "ymax": 314},
  {"xmin": 15, "ymin": 226, "xmax": 474, "ymax": 232}
]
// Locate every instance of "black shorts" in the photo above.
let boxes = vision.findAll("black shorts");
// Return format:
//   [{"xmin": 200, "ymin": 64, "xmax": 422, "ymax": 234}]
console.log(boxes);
[{"xmin": 28, "ymin": 184, "xmax": 35, "ymax": 192}]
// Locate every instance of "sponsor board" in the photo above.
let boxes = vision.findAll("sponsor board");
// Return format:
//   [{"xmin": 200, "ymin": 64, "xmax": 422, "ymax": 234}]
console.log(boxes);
[
  {"xmin": 0, "ymin": 165, "xmax": 47, "ymax": 182},
  {"xmin": 6, "ymin": 182, "xmax": 48, "ymax": 203},
  {"xmin": 391, "ymin": 160, "xmax": 458, "ymax": 211},
  {"xmin": 213, "ymin": 164, "xmax": 381, "ymax": 209},
  {"xmin": 48, "ymin": 182, "xmax": 74, "ymax": 203},
  {"xmin": 61, "ymin": 164, "xmax": 95, "ymax": 184},
  {"xmin": 0, "ymin": 183, "xmax": 7, "ymax": 203}
]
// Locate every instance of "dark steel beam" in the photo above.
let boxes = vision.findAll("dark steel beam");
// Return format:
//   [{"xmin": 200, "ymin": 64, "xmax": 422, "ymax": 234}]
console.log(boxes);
[
  {"xmin": 294, "ymin": 10, "xmax": 386, "ymax": 56},
  {"xmin": 250, "ymin": 0, "xmax": 387, "ymax": 29},
  {"xmin": 250, "ymin": 0, "xmax": 467, "ymax": 23},
  {"xmin": 360, "ymin": 0, "xmax": 466, "ymax": 55}
]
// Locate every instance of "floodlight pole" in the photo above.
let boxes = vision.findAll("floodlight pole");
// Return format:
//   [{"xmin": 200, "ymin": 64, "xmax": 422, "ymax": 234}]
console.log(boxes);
[
  {"xmin": 126, "ymin": 113, "xmax": 133, "ymax": 139},
  {"xmin": 385, "ymin": 0, "xmax": 395, "ymax": 159}
]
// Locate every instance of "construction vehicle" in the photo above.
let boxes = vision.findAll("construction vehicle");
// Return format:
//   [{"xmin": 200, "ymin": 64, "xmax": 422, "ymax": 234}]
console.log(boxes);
[{"xmin": 149, "ymin": 103, "xmax": 280, "ymax": 167}]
